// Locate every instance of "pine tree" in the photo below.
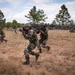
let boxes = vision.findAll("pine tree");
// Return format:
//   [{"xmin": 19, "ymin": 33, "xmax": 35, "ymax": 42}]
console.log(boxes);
[
  {"xmin": 25, "ymin": 6, "xmax": 47, "ymax": 24},
  {"xmin": 52, "ymin": 4, "xmax": 73, "ymax": 26}
]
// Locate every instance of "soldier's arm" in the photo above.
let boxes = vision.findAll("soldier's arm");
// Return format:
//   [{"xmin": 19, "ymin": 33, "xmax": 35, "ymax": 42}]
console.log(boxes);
[
  {"xmin": 19, "ymin": 28, "xmax": 23, "ymax": 32},
  {"xmin": 40, "ymin": 29, "xmax": 47, "ymax": 36},
  {"xmin": 45, "ymin": 28, "xmax": 48, "ymax": 40},
  {"xmin": 39, "ymin": 30, "xmax": 44, "ymax": 34},
  {"xmin": 34, "ymin": 32, "xmax": 40, "ymax": 48},
  {"xmin": 19, "ymin": 28, "xmax": 29, "ymax": 39}
]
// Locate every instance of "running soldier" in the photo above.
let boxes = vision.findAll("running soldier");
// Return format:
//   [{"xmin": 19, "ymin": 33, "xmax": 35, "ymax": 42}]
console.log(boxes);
[
  {"xmin": 20, "ymin": 24, "xmax": 40, "ymax": 65},
  {"xmin": 13, "ymin": 25, "xmax": 17, "ymax": 33},
  {"xmin": 37, "ymin": 24, "xmax": 50, "ymax": 53},
  {"xmin": 0, "ymin": 27, "xmax": 7, "ymax": 42}
]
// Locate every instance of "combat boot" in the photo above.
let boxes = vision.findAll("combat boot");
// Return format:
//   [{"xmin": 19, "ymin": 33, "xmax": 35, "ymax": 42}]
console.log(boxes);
[
  {"xmin": 35, "ymin": 53, "xmax": 39, "ymax": 61},
  {"xmin": 47, "ymin": 46, "xmax": 50, "ymax": 51},
  {"xmin": 39, "ymin": 49, "xmax": 42, "ymax": 53},
  {"xmin": 22, "ymin": 55, "xmax": 30, "ymax": 65},
  {"xmin": 22, "ymin": 60, "xmax": 30, "ymax": 65},
  {"xmin": 4, "ymin": 39, "xmax": 7, "ymax": 43}
]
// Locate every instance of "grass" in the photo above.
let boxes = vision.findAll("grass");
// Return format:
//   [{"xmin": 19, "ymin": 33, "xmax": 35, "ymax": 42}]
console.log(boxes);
[{"xmin": 0, "ymin": 30, "xmax": 75, "ymax": 75}]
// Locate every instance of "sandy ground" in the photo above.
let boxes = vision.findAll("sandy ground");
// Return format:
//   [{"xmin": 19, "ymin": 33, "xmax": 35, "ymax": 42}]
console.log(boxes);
[{"xmin": 0, "ymin": 30, "xmax": 75, "ymax": 75}]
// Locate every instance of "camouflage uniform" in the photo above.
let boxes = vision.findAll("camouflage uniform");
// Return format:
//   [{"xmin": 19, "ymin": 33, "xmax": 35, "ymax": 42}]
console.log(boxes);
[
  {"xmin": 38, "ymin": 24, "xmax": 50, "ymax": 53},
  {"xmin": 0, "ymin": 28, "xmax": 7, "ymax": 42},
  {"xmin": 13, "ymin": 25, "xmax": 17, "ymax": 33},
  {"xmin": 22, "ymin": 25, "xmax": 39, "ymax": 65}
]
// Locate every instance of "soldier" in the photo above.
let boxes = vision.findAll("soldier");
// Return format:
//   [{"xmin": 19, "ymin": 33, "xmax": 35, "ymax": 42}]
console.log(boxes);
[
  {"xmin": 13, "ymin": 25, "xmax": 17, "ymax": 33},
  {"xmin": 0, "ymin": 27, "xmax": 7, "ymax": 42},
  {"xmin": 20, "ymin": 24, "xmax": 40, "ymax": 65},
  {"xmin": 37, "ymin": 24, "xmax": 50, "ymax": 53}
]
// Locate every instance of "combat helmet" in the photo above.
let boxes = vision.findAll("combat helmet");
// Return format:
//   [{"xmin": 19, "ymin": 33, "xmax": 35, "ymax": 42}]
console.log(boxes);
[{"xmin": 23, "ymin": 23, "xmax": 31, "ymax": 31}]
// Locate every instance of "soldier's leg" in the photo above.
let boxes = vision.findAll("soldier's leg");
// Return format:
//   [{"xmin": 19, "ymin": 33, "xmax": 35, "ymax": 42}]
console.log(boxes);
[
  {"xmin": 0, "ymin": 37, "xmax": 3, "ymax": 42},
  {"xmin": 0, "ymin": 35, "xmax": 3, "ymax": 42},
  {"xmin": 1, "ymin": 35, "xmax": 7, "ymax": 42},
  {"xmin": 28, "ymin": 43, "xmax": 39, "ymax": 61},
  {"xmin": 42, "ymin": 40, "xmax": 50, "ymax": 51},
  {"xmin": 23, "ymin": 48, "xmax": 30, "ymax": 65},
  {"xmin": 38, "ymin": 39, "xmax": 43, "ymax": 53},
  {"xmin": 15, "ymin": 29, "xmax": 17, "ymax": 34},
  {"xmin": 3, "ymin": 38, "xmax": 7, "ymax": 42},
  {"xmin": 38, "ymin": 47, "xmax": 42, "ymax": 53}
]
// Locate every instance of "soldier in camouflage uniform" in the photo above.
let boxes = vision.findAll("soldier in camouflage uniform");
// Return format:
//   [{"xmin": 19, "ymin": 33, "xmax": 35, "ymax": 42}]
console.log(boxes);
[
  {"xmin": 37, "ymin": 24, "xmax": 50, "ymax": 53},
  {"xmin": 20, "ymin": 24, "xmax": 40, "ymax": 65},
  {"xmin": 13, "ymin": 25, "xmax": 17, "ymax": 33},
  {"xmin": 0, "ymin": 27, "xmax": 7, "ymax": 42}
]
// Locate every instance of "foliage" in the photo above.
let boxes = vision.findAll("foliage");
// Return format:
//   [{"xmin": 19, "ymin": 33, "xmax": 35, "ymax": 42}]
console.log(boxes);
[
  {"xmin": 52, "ymin": 4, "xmax": 73, "ymax": 26},
  {"xmin": 25, "ymin": 6, "xmax": 47, "ymax": 24},
  {"xmin": 0, "ymin": 10, "xmax": 5, "ymax": 28},
  {"xmin": 51, "ymin": 20, "xmax": 56, "ymax": 25},
  {"xmin": 5, "ymin": 20, "xmax": 23, "ymax": 28},
  {"xmin": 5, "ymin": 22, "xmax": 12, "ymax": 28},
  {"xmin": 0, "ymin": 10, "xmax": 4, "ymax": 19}
]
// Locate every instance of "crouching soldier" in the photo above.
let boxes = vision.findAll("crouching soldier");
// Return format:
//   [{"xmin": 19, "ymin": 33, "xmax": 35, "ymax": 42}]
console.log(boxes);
[
  {"xmin": 20, "ymin": 24, "xmax": 40, "ymax": 65},
  {"xmin": 38, "ymin": 24, "xmax": 50, "ymax": 53},
  {"xmin": 0, "ymin": 27, "xmax": 7, "ymax": 42}
]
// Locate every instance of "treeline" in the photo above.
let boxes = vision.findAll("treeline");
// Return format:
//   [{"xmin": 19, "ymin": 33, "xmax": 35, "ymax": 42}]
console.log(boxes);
[
  {"xmin": 48, "ymin": 24, "xmax": 75, "ymax": 30},
  {"xmin": 0, "ymin": 4, "xmax": 75, "ymax": 30},
  {"xmin": 5, "ymin": 20, "xmax": 24, "ymax": 28},
  {"xmin": 49, "ymin": 4, "xmax": 75, "ymax": 30},
  {"xmin": 0, "ymin": 10, "xmax": 23, "ymax": 29}
]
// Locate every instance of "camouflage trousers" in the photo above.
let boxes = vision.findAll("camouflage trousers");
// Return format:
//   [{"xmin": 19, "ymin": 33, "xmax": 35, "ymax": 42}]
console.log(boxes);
[
  {"xmin": 38, "ymin": 38, "xmax": 50, "ymax": 52},
  {"xmin": 39, "ymin": 38, "xmax": 47, "ymax": 48},
  {"xmin": 24, "ymin": 43, "xmax": 37, "ymax": 55},
  {"xmin": 14, "ymin": 29, "xmax": 17, "ymax": 33},
  {"xmin": 0, "ymin": 35, "xmax": 7, "ymax": 42}
]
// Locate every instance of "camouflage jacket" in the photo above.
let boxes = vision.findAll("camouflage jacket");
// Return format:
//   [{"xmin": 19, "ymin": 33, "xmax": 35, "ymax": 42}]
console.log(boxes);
[
  {"xmin": 22, "ymin": 29, "xmax": 38, "ymax": 45},
  {"xmin": 40, "ymin": 28, "xmax": 48, "ymax": 40}
]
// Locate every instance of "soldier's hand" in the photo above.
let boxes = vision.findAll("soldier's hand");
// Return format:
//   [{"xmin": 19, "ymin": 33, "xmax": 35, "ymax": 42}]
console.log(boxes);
[
  {"xmin": 40, "ymin": 30, "xmax": 44, "ymax": 34},
  {"xmin": 19, "ymin": 28, "xmax": 22, "ymax": 32}
]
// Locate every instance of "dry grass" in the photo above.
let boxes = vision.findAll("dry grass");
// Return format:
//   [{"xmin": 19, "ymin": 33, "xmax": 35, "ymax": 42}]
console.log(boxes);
[{"xmin": 0, "ymin": 30, "xmax": 75, "ymax": 75}]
